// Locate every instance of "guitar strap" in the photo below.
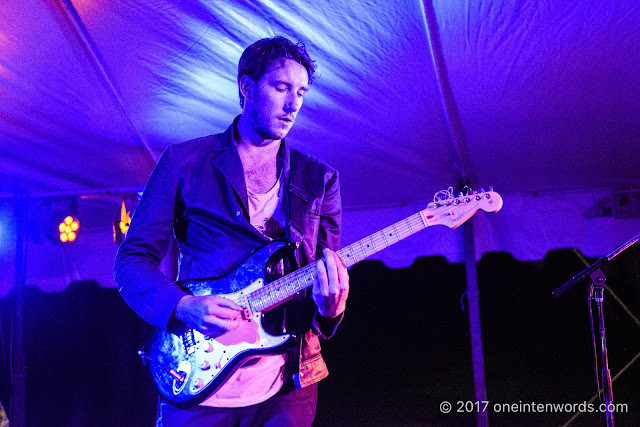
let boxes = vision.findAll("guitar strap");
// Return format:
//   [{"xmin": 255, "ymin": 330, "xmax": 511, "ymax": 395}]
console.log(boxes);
[
  {"xmin": 287, "ymin": 148, "xmax": 308, "ymax": 267},
  {"xmin": 284, "ymin": 149, "xmax": 314, "ymax": 387}
]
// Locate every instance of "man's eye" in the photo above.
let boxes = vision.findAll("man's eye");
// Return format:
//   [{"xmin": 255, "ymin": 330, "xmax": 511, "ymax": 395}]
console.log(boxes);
[{"xmin": 275, "ymin": 87, "xmax": 287, "ymax": 92}]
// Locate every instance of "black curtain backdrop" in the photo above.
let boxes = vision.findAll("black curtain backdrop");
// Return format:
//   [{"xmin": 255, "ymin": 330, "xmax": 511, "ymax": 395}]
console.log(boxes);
[{"xmin": 1, "ymin": 246, "xmax": 639, "ymax": 426}]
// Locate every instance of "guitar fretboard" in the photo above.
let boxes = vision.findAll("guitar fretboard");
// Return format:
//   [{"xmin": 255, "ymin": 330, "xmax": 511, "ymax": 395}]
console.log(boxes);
[{"xmin": 247, "ymin": 212, "xmax": 428, "ymax": 312}]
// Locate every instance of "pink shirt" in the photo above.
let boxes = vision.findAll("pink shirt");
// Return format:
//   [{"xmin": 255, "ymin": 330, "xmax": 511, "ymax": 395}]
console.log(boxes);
[{"xmin": 201, "ymin": 177, "xmax": 286, "ymax": 408}]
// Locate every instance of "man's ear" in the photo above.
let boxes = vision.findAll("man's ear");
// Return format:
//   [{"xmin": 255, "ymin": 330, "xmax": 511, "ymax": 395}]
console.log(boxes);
[{"xmin": 239, "ymin": 75, "xmax": 255, "ymax": 104}]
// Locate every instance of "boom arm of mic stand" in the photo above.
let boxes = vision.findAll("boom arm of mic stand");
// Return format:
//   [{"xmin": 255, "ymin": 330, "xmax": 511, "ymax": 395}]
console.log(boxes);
[
  {"xmin": 552, "ymin": 231, "xmax": 640, "ymax": 298},
  {"xmin": 552, "ymin": 255, "xmax": 608, "ymax": 297}
]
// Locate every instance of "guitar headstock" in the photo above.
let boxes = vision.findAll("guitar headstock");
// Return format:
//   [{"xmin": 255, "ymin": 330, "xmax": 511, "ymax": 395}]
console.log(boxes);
[{"xmin": 420, "ymin": 187, "xmax": 503, "ymax": 229}]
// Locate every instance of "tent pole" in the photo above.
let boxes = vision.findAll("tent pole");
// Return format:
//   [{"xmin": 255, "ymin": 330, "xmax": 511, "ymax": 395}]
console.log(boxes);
[
  {"xmin": 56, "ymin": 0, "xmax": 158, "ymax": 166},
  {"xmin": 0, "ymin": 185, "xmax": 143, "ymax": 201},
  {"xmin": 463, "ymin": 219, "xmax": 489, "ymax": 427},
  {"xmin": 419, "ymin": 1, "xmax": 489, "ymax": 425},
  {"xmin": 419, "ymin": 0, "xmax": 474, "ymax": 177},
  {"xmin": 11, "ymin": 195, "xmax": 28, "ymax": 427}
]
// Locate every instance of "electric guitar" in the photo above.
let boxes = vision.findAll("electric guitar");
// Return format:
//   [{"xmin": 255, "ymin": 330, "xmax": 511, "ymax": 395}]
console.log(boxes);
[{"xmin": 140, "ymin": 188, "xmax": 503, "ymax": 408}]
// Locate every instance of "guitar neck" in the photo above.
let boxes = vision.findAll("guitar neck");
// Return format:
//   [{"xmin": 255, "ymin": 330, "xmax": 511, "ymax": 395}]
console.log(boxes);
[
  {"xmin": 337, "ymin": 211, "xmax": 429, "ymax": 268},
  {"xmin": 248, "ymin": 211, "xmax": 428, "ymax": 312},
  {"xmin": 247, "ymin": 189, "xmax": 502, "ymax": 313}
]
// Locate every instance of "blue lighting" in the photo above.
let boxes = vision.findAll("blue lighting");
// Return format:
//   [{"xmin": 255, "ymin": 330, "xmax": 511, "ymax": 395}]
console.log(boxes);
[{"xmin": 0, "ymin": 208, "xmax": 13, "ymax": 255}]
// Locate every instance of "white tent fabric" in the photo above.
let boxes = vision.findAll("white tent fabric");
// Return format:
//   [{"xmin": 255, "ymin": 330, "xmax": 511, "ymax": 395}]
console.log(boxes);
[{"xmin": 1, "ymin": 0, "xmax": 639, "ymax": 295}]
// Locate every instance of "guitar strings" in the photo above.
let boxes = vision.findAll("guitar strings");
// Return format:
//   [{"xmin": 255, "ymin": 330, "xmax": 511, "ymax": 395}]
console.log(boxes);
[{"xmin": 248, "ymin": 212, "xmax": 428, "ymax": 312}]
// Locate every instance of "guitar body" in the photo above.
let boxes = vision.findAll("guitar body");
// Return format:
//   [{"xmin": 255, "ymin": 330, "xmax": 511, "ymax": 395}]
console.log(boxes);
[{"xmin": 145, "ymin": 240, "xmax": 296, "ymax": 409}]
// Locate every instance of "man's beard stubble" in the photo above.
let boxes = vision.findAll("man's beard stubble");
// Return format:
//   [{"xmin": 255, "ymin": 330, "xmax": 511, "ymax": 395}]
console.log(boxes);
[{"xmin": 250, "ymin": 109, "xmax": 289, "ymax": 142}]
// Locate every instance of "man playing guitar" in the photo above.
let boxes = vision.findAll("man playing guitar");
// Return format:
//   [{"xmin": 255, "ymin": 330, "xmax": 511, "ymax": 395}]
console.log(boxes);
[{"xmin": 114, "ymin": 36, "xmax": 349, "ymax": 426}]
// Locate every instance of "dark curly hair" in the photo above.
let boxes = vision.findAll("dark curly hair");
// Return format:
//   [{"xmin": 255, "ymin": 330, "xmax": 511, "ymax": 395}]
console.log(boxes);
[{"xmin": 237, "ymin": 36, "xmax": 316, "ymax": 108}]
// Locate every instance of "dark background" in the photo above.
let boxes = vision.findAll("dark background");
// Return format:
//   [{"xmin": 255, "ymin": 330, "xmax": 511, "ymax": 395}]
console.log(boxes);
[{"xmin": 1, "ymin": 246, "xmax": 639, "ymax": 426}]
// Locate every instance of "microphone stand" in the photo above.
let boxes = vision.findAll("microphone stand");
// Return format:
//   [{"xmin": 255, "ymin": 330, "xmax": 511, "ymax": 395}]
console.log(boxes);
[{"xmin": 552, "ymin": 231, "xmax": 640, "ymax": 427}]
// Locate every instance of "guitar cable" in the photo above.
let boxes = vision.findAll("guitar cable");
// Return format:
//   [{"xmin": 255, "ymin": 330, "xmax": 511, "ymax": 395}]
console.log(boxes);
[{"xmin": 137, "ymin": 351, "xmax": 185, "ymax": 382}]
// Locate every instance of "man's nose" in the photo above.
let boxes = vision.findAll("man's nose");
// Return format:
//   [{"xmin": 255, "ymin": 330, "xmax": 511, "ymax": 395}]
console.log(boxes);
[{"xmin": 284, "ymin": 93, "xmax": 302, "ymax": 113}]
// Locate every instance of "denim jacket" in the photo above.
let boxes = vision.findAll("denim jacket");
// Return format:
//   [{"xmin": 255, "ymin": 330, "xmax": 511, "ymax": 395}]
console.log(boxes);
[{"xmin": 114, "ymin": 117, "xmax": 343, "ymax": 393}]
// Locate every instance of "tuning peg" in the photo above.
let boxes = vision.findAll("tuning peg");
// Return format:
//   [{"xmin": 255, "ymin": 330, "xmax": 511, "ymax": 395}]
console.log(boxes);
[
  {"xmin": 488, "ymin": 186, "xmax": 494, "ymax": 192},
  {"xmin": 479, "ymin": 188, "xmax": 485, "ymax": 193}
]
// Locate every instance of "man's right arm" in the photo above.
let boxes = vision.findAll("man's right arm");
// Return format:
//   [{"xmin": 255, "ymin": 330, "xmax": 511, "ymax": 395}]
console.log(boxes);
[
  {"xmin": 114, "ymin": 145, "xmax": 189, "ymax": 330},
  {"xmin": 114, "ymin": 145, "xmax": 243, "ymax": 334}
]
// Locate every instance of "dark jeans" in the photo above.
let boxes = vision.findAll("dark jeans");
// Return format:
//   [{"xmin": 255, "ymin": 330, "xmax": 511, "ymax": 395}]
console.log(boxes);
[{"xmin": 156, "ymin": 382, "xmax": 318, "ymax": 426}]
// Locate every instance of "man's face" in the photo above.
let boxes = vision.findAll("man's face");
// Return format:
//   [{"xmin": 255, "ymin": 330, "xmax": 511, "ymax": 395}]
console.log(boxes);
[{"xmin": 244, "ymin": 59, "xmax": 309, "ymax": 141}]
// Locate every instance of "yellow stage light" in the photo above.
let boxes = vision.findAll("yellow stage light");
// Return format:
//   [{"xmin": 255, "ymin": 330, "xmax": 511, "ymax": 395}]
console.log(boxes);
[
  {"xmin": 120, "ymin": 199, "xmax": 131, "ymax": 234},
  {"xmin": 114, "ymin": 199, "xmax": 132, "ymax": 243},
  {"xmin": 59, "ymin": 216, "xmax": 80, "ymax": 243}
]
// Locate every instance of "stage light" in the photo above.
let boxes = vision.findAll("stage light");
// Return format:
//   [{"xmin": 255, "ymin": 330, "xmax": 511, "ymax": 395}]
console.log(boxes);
[
  {"xmin": 59, "ymin": 215, "xmax": 80, "ymax": 243},
  {"xmin": 113, "ymin": 198, "xmax": 131, "ymax": 244},
  {"xmin": 48, "ymin": 199, "xmax": 81, "ymax": 244},
  {"xmin": 119, "ymin": 199, "xmax": 130, "ymax": 234}
]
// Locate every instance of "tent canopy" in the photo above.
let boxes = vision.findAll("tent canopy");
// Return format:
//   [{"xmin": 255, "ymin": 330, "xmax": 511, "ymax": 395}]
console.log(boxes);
[
  {"xmin": 2, "ymin": 0, "xmax": 639, "ymax": 202},
  {"xmin": 1, "ymin": 0, "xmax": 639, "ymax": 293}
]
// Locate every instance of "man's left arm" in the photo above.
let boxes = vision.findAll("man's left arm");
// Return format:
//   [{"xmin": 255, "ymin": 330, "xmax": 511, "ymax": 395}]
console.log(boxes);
[{"xmin": 312, "ymin": 169, "xmax": 349, "ymax": 338}]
